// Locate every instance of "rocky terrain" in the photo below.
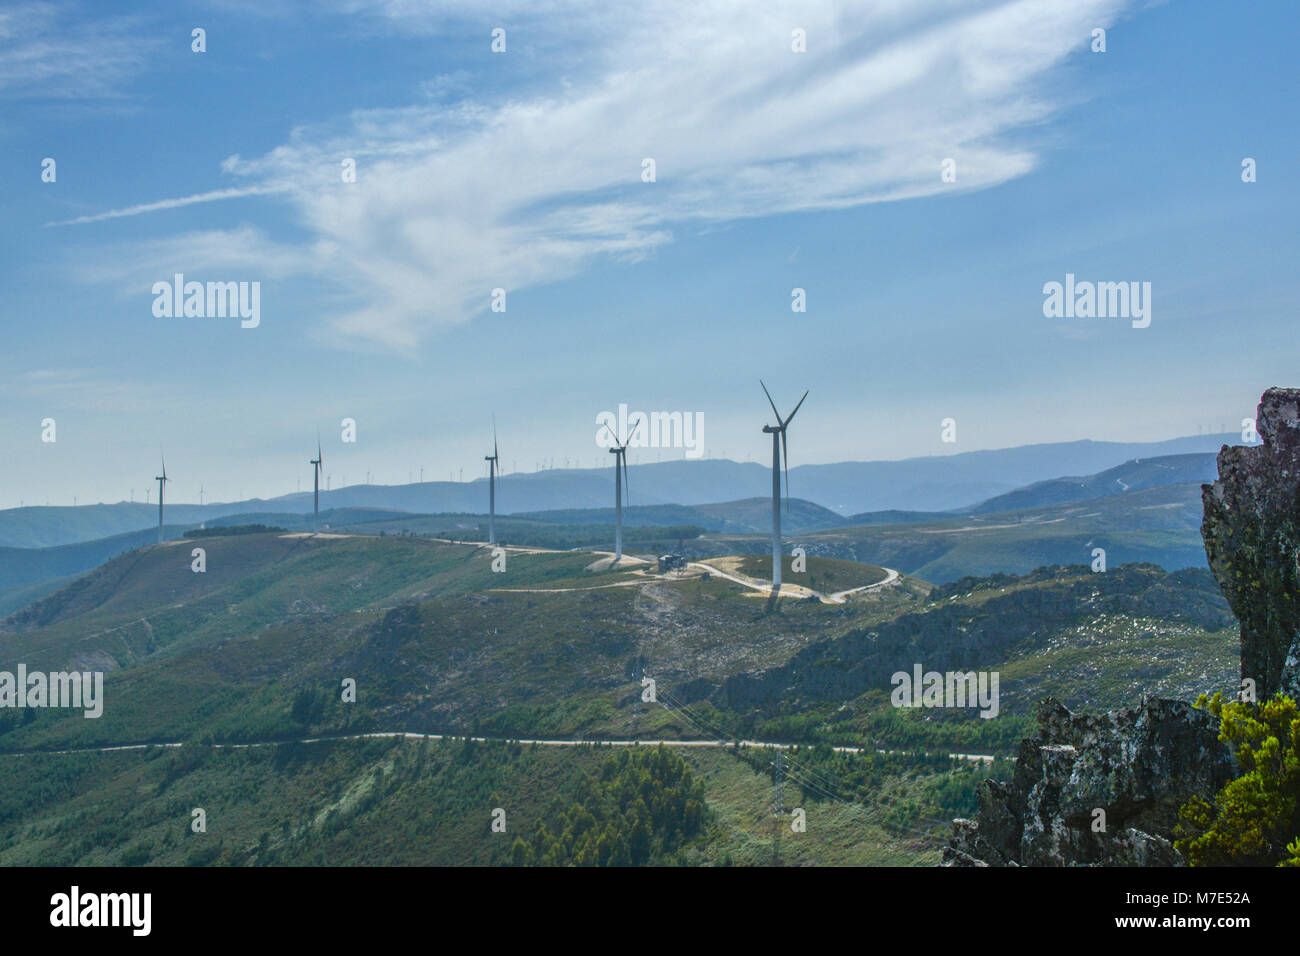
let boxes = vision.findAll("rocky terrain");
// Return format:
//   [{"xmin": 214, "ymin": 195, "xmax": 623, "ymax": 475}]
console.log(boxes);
[
  {"xmin": 946, "ymin": 387, "xmax": 1300, "ymax": 866},
  {"xmin": 943, "ymin": 698, "xmax": 1234, "ymax": 866},
  {"xmin": 1202, "ymin": 387, "xmax": 1300, "ymax": 700}
]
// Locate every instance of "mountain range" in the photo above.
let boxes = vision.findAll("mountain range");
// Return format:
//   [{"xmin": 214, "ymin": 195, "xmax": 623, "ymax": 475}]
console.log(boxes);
[{"xmin": 0, "ymin": 433, "xmax": 1242, "ymax": 551}]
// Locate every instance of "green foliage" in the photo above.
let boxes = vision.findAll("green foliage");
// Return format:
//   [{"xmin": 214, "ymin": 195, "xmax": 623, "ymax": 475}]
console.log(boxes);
[
  {"xmin": 1175, "ymin": 692, "xmax": 1300, "ymax": 866},
  {"xmin": 731, "ymin": 743, "xmax": 1013, "ymax": 827},
  {"xmin": 509, "ymin": 746, "xmax": 706, "ymax": 866}
]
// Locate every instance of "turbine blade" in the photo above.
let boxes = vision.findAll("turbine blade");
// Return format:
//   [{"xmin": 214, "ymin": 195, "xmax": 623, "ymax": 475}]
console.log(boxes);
[
  {"xmin": 626, "ymin": 414, "xmax": 643, "ymax": 442},
  {"xmin": 623, "ymin": 453, "xmax": 630, "ymax": 506},
  {"xmin": 760, "ymin": 380, "xmax": 781, "ymax": 424},
  {"xmin": 493, "ymin": 415, "xmax": 499, "ymax": 460},
  {"xmin": 784, "ymin": 390, "xmax": 809, "ymax": 426}
]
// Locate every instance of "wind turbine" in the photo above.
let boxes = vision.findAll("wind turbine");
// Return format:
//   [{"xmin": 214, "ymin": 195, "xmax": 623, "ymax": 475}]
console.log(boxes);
[
  {"xmin": 485, "ymin": 417, "xmax": 500, "ymax": 546},
  {"xmin": 310, "ymin": 434, "xmax": 323, "ymax": 533},
  {"xmin": 760, "ymin": 381, "xmax": 808, "ymax": 593},
  {"xmin": 604, "ymin": 415, "xmax": 642, "ymax": 565},
  {"xmin": 155, "ymin": 452, "xmax": 169, "ymax": 544}
]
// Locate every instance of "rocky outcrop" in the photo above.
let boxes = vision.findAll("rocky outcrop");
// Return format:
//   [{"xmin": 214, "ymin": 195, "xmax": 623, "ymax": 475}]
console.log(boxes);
[
  {"xmin": 944, "ymin": 387, "xmax": 1300, "ymax": 866},
  {"xmin": 943, "ymin": 697, "xmax": 1235, "ymax": 866},
  {"xmin": 1202, "ymin": 387, "xmax": 1300, "ymax": 701}
]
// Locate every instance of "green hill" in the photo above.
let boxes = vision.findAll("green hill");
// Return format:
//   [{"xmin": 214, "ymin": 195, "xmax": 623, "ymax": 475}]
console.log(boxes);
[{"xmin": 0, "ymin": 533, "xmax": 1238, "ymax": 866}]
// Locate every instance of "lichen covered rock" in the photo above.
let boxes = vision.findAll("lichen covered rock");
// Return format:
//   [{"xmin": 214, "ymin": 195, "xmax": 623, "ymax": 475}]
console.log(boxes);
[
  {"xmin": 1201, "ymin": 386, "xmax": 1300, "ymax": 700},
  {"xmin": 943, "ymin": 697, "xmax": 1234, "ymax": 866}
]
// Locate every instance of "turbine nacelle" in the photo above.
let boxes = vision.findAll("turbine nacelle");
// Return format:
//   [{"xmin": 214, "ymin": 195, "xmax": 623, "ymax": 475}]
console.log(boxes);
[{"xmin": 758, "ymin": 380, "xmax": 808, "ymax": 512}]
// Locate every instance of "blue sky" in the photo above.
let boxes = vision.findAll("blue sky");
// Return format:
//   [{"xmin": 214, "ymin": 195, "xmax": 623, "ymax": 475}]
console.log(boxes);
[{"xmin": 1, "ymin": 0, "xmax": 1297, "ymax": 506}]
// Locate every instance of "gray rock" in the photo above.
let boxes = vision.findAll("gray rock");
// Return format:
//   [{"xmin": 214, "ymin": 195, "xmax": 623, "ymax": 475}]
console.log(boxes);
[
  {"xmin": 944, "ymin": 697, "xmax": 1234, "ymax": 866},
  {"xmin": 1201, "ymin": 386, "xmax": 1300, "ymax": 700}
]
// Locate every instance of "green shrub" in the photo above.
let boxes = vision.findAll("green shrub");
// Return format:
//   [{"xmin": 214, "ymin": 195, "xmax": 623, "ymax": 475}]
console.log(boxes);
[{"xmin": 1175, "ymin": 691, "xmax": 1300, "ymax": 866}]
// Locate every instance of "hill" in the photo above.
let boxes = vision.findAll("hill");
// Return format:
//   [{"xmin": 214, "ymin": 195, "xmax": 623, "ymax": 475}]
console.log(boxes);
[
  {"xmin": 966, "ymin": 453, "xmax": 1218, "ymax": 514},
  {"xmin": 0, "ymin": 531, "xmax": 1239, "ymax": 865}
]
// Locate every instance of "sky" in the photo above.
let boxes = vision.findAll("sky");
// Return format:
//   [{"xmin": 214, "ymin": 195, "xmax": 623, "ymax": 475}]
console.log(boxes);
[{"xmin": 1, "ymin": 0, "xmax": 1297, "ymax": 507}]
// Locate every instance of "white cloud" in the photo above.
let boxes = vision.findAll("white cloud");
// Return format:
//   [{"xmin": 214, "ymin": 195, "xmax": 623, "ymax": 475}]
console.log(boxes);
[
  {"xmin": 46, "ymin": 186, "xmax": 289, "ymax": 226},
  {"xmin": 0, "ymin": 2, "xmax": 159, "ymax": 99},
  {"xmin": 78, "ymin": 0, "xmax": 1136, "ymax": 350}
]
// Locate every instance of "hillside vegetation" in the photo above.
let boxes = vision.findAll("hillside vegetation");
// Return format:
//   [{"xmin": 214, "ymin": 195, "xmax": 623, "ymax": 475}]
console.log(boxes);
[{"xmin": 0, "ymin": 532, "xmax": 1240, "ymax": 865}]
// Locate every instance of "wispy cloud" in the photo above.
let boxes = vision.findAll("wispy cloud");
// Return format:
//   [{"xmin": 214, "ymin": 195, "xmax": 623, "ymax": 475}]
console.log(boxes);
[
  {"xmin": 77, "ymin": 0, "xmax": 1135, "ymax": 350},
  {"xmin": 0, "ymin": 368, "xmax": 161, "ymax": 413},
  {"xmin": 0, "ymin": 2, "xmax": 159, "ymax": 99},
  {"xmin": 46, "ymin": 185, "xmax": 290, "ymax": 226}
]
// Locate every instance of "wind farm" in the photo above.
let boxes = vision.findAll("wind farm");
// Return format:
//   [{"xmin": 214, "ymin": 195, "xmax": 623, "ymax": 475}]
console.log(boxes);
[{"xmin": 3, "ymin": 0, "xmax": 1287, "ymax": 887}]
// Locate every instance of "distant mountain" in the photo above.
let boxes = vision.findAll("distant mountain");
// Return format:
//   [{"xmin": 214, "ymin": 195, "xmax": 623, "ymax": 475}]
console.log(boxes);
[
  {"xmin": 691, "ymin": 497, "xmax": 845, "ymax": 533},
  {"xmin": 0, "ymin": 525, "xmax": 184, "ymax": 616},
  {"xmin": 965, "ymin": 453, "xmax": 1219, "ymax": 515},
  {"xmin": 0, "ymin": 433, "xmax": 1244, "ymax": 550},
  {"xmin": 844, "ymin": 509, "xmax": 956, "ymax": 526},
  {"xmin": 790, "ymin": 435, "xmax": 1240, "ymax": 514},
  {"xmin": 517, "ymin": 497, "xmax": 844, "ymax": 535},
  {"xmin": 691, "ymin": 482, "xmax": 1210, "ymax": 584}
]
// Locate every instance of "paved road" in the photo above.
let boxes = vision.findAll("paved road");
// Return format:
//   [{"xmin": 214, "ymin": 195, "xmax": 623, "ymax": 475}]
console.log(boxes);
[
  {"xmin": 688, "ymin": 561, "xmax": 900, "ymax": 604},
  {"xmin": 0, "ymin": 729, "xmax": 995, "ymax": 763}
]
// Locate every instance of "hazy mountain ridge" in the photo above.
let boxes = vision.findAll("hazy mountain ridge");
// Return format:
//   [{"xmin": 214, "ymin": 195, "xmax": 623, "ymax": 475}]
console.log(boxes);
[
  {"xmin": 965, "ymin": 453, "xmax": 1219, "ymax": 514},
  {"xmin": 0, "ymin": 452, "xmax": 1228, "ymax": 606},
  {"xmin": 0, "ymin": 434, "xmax": 1243, "ymax": 550}
]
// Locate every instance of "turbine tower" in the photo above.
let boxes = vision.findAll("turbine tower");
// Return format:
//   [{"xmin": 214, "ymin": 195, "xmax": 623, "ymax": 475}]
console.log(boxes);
[
  {"xmin": 485, "ymin": 418, "xmax": 500, "ymax": 546},
  {"xmin": 604, "ymin": 416, "xmax": 642, "ymax": 565},
  {"xmin": 155, "ymin": 452, "xmax": 169, "ymax": 544},
  {"xmin": 310, "ymin": 434, "xmax": 323, "ymax": 533},
  {"xmin": 760, "ymin": 381, "xmax": 808, "ymax": 593}
]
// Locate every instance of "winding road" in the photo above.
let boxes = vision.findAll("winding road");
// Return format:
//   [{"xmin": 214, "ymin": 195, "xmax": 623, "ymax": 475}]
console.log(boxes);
[
  {"xmin": 0, "ymin": 729, "xmax": 995, "ymax": 763},
  {"xmin": 686, "ymin": 561, "xmax": 900, "ymax": 604}
]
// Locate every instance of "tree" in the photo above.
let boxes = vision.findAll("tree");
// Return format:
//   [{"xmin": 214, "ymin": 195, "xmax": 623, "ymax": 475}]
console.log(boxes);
[{"xmin": 1176, "ymin": 692, "xmax": 1300, "ymax": 866}]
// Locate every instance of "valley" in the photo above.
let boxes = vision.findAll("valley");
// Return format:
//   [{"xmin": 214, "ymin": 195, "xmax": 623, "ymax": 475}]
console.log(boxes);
[{"xmin": 0, "ymin": 528, "xmax": 1239, "ymax": 866}]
